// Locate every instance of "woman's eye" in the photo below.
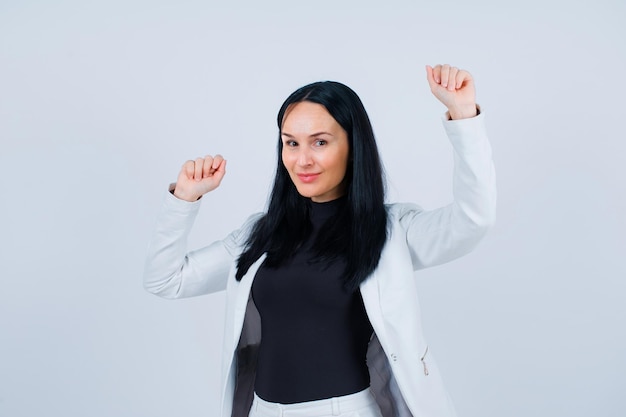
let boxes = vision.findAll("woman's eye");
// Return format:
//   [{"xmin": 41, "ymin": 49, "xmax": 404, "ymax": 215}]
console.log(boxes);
[
  {"xmin": 315, "ymin": 140, "xmax": 327, "ymax": 146},
  {"xmin": 286, "ymin": 140, "xmax": 297, "ymax": 147}
]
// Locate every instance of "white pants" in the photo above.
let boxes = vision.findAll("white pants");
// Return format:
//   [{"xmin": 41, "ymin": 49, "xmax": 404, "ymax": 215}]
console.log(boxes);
[{"xmin": 248, "ymin": 388, "xmax": 383, "ymax": 417}]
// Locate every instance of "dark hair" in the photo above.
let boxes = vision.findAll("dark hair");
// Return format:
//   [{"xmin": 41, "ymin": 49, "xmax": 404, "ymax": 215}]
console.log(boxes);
[{"xmin": 236, "ymin": 81, "xmax": 387, "ymax": 291}]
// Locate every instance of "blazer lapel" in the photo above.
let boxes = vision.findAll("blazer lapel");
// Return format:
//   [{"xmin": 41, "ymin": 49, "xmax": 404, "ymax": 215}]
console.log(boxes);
[{"xmin": 232, "ymin": 254, "xmax": 265, "ymax": 345}]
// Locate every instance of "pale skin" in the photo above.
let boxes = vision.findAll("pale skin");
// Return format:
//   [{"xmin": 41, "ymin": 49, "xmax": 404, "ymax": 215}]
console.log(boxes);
[
  {"xmin": 280, "ymin": 101, "xmax": 351, "ymax": 203},
  {"xmin": 173, "ymin": 64, "xmax": 477, "ymax": 202}
]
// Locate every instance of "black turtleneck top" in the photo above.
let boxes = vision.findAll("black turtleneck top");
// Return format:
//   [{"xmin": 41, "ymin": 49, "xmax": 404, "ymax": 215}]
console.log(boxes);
[{"xmin": 251, "ymin": 197, "xmax": 374, "ymax": 404}]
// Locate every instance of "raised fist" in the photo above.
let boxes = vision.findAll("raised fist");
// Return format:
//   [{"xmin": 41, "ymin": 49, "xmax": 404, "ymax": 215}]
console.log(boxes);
[
  {"xmin": 173, "ymin": 155, "xmax": 226, "ymax": 202},
  {"xmin": 426, "ymin": 64, "xmax": 477, "ymax": 120}
]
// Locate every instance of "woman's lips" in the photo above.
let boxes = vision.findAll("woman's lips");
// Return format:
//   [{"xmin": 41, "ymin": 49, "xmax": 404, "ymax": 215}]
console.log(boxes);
[{"xmin": 297, "ymin": 173, "xmax": 320, "ymax": 183}]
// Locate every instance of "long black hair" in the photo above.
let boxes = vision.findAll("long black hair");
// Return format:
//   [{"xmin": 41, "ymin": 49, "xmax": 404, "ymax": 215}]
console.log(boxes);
[{"xmin": 236, "ymin": 81, "xmax": 387, "ymax": 291}]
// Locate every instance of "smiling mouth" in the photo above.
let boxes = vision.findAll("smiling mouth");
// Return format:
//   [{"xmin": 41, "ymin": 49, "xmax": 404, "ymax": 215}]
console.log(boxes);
[{"xmin": 297, "ymin": 173, "xmax": 320, "ymax": 183}]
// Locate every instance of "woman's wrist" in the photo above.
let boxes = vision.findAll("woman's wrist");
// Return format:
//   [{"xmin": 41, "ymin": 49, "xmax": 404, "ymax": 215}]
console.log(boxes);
[
  {"xmin": 170, "ymin": 183, "xmax": 201, "ymax": 202},
  {"xmin": 448, "ymin": 104, "xmax": 478, "ymax": 120}
]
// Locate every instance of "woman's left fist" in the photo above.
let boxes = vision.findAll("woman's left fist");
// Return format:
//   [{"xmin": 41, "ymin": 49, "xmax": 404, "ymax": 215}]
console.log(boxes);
[{"xmin": 426, "ymin": 64, "xmax": 477, "ymax": 120}]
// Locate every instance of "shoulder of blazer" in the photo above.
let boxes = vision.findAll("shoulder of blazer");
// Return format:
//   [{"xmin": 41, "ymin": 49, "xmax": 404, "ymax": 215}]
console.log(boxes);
[
  {"xmin": 385, "ymin": 202, "xmax": 425, "ymax": 224},
  {"xmin": 225, "ymin": 212, "xmax": 265, "ymax": 255}
]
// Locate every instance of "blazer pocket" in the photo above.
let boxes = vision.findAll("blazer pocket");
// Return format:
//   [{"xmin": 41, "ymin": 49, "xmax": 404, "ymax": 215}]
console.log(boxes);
[{"xmin": 420, "ymin": 345, "xmax": 430, "ymax": 376}]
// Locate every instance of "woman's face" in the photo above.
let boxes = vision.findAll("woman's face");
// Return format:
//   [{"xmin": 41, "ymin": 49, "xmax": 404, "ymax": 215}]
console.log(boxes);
[{"xmin": 281, "ymin": 101, "xmax": 350, "ymax": 202}]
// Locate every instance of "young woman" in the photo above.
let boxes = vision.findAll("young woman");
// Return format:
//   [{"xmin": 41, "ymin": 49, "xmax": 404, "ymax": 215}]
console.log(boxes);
[{"xmin": 143, "ymin": 64, "xmax": 496, "ymax": 417}]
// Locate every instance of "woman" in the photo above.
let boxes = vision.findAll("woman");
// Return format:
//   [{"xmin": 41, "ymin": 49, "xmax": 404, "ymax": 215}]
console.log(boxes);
[{"xmin": 143, "ymin": 64, "xmax": 496, "ymax": 417}]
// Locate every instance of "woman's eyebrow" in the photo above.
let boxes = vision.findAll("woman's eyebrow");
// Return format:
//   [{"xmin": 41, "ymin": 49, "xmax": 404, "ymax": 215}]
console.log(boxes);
[{"xmin": 281, "ymin": 131, "xmax": 333, "ymax": 138}]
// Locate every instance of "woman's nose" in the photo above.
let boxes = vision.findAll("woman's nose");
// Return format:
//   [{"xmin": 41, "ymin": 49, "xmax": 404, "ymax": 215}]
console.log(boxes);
[{"xmin": 297, "ymin": 149, "xmax": 313, "ymax": 166}]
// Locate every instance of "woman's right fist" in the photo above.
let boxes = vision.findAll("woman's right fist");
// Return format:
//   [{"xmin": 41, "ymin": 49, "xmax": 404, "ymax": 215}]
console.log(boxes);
[{"xmin": 173, "ymin": 155, "xmax": 226, "ymax": 202}]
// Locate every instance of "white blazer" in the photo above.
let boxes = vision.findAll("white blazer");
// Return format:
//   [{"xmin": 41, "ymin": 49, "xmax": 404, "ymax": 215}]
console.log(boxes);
[{"xmin": 143, "ymin": 111, "xmax": 496, "ymax": 417}]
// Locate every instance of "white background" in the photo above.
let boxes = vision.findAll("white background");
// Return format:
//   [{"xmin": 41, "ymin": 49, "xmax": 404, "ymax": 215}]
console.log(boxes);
[{"xmin": 1, "ymin": 1, "xmax": 624, "ymax": 416}]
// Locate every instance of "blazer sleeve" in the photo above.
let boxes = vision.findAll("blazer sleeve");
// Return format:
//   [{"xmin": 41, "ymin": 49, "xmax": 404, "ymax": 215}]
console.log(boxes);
[
  {"xmin": 397, "ymin": 110, "xmax": 497, "ymax": 270},
  {"xmin": 142, "ymin": 190, "xmax": 261, "ymax": 299}
]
